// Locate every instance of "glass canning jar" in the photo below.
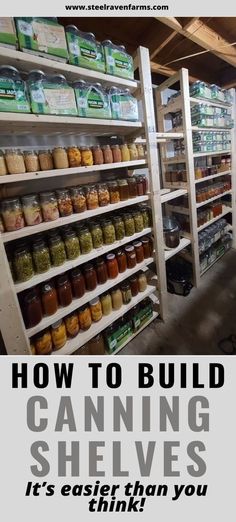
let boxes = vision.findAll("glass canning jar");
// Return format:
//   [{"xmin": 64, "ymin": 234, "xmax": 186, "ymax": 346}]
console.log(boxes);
[
  {"xmin": 84, "ymin": 263, "xmax": 98, "ymax": 291},
  {"xmin": 92, "ymin": 145, "xmax": 104, "ymax": 165},
  {"xmin": 102, "ymin": 220, "xmax": 116, "ymax": 245},
  {"xmin": 71, "ymin": 268, "xmax": 86, "ymax": 298},
  {"xmin": 124, "ymin": 245, "xmax": 136, "ymax": 268},
  {"xmin": 120, "ymin": 143, "xmax": 130, "ymax": 162},
  {"xmin": 57, "ymin": 275, "xmax": 73, "ymax": 307},
  {"xmin": 49, "ymin": 235, "xmax": 67, "ymax": 266},
  {"xmin": 138, "ymin": 272, "xmax": 147, "ymax": 292},
  {"xmin": 24, "ymin": 291, "xmax": 43, "ymax": 328},
  {"xmin": 108, "ymin": 181, "xmax": 120, "ymax": 204},
  {"xmin": 56, "ymin": 189, "xmax": 73, "ymax": 217},
  {"xmin": 124, "ymin": 213, "xmax": 135, "ymax": 236},
  {"xmin": 121, "ymin": 282, "xmax": 132, "ymax": 304},
  {"xmin": 81, "ymin": 146, "xmax": 93, "ymax": 167},
  {"xmin": 97, "ymin": 183, "xmax": 110, "ymax": 206},
  {"xmin": 86, "ymin": 185, "xmax": 99, "ymax": 210},
  {"xmin": 23, "ymin": 150, "xmax": 40, "ymax": 172},
  {"xmin": 78, "ymin": 305, "xmax": 92, "ymax": 330},
  {"xmin": 34, "ymin": 329, "xmax": 52, "ymax": 355},
  {"xmin": 41, "ymin": 282, "xmax": 58, "ymax": 316},
  {"xmin": 102, "ymin": 145, "xmax": 113, "ymax": 164},
  {"xmin": 70, "ymin": 186, "xmax": 87, "ymax": 213},
  {"xmin": 67, "ymin": 146, "xmax": 81, "ymax": 167},
  {"xmin": 90, "ymin": 222, "xmax": 103, "ymax": 249},
  {"xmin": 5, "ymin": 149, "xmax": 25, "ymax": 174},
  {"xmin": 14, "ymin": 246, "xmax": 34, "ymax": 282},
  {"xmin": 51, "ymin": 320, "xmax": 67, "ymax": 350},
  {"xmin": 96, "ymin": 258, "xmax": 108, "ymax": 284},
  {"xmin": 38, "ymin": 150, "xmax": 54, "ymax": 171},
  {"xmin": 106, "ymin": 253, "xmax": 119, "ymax": 279},
  {"xmin": 0, "ymin": 150, "xmax": 7, "ymax": 175},
  {"xmin": 1, "ymin": 197, "xmax": 25, "ymax": 231},
  {"xmin": 40, "ymin": 191, "xmax": 59, "ymax": 222},
  {"xmin": 136, "ymin": 176, "xmax": 144, "ymax": 196},
  {"xmin": 32, "ymin": 239, "xmax": 51, "ymax": 273},
  {"xmin": 129, "ymin": 275, "xmax": 139, "ymax": 296},
  {"xmin": 141, "ymin": 237, "xmax": 151, "ymax": 258},
  {"xmin": 133, "ymin": 241, "xmax": 144, "ymax": 263},
  {"xmin": 118, "ymin": 179, "xmax": 129, "ymax": 200},
  {"xmin": 64, "ymin": 230, "xmax": 80, "ymax": 259},
  {"xmin": 128, "ymin": 143, "xmax": 138, "ymax": 160},
  {"xmin": 52, "ymin": 147, "xmax": 69, "ymax": 169},
  {"xmin": 140, "ymin": 207, "xmax": 150, "ymax": 228},
  {"xmin": 111, "ymin": 288, "xmax": 123, "ymax": 310},
  {"xmin": 79, "ymin": 227, "xmax": 93, "ymax": 254},
  {"xmin": 113, "ymin": 215, "xmax": 125, "ymax": 240},
  {"xmin": 116, "ymin": 249, "xmax": 127, "ymax": 273},
  {"xmin": 65, "ymin": 312, "xmax": 79, "ymax": 338},
  {"xmin": 137, "ymin": 143, "xmax": 145, "ymax": 159},
  {"xmin": 101, "ymin": 292, "xmax": 112, "ymax": 315},
  {"xmin": 127, "ymin": 177, "xmax": 138, "ymax": 198},
  {"xmin": 111, "ymin": 144, "xmax": 122, "ymax": 163},
  {"xmin": 90, "ymin": 297, "xmax": 103, "ymax": 322},
  {"xmin": 21, "ymin": 194, "xmax": 43, "ymax": 226},
  {"xmin": 132, "ymin": 209, "xmax": 144, "ymax": 233}
]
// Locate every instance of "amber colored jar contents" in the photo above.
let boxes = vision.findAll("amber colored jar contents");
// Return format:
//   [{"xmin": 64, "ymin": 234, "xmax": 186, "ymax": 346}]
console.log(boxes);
[
  {"xmin": 70, "ymin": 186, "xmax": 87, "ymax": 213},
  {"xmin": 57, "ymin": 275, "xmax": 73, "ymax": 307},
  {"xmin": 129, "ymin": 275, "xmax": 139, "ymax": 296},
  {"xmin": 24, "ymin": 151, "xmax": 40, "ymax": 172},
  {"xmin": 41, "ymin": 282, "xmax": 58, "ymax": 316},
  {"xmin": 81, "ymin": 147, "xmax": 93, "ymax": 166},
  {"xmin": 118, "ymin": 179, "xmax": 129, "ymax": 201},
  {"xmin": 0, "ymin": 150, "xmax": 7, "ymax": 175},
  {"xmin": 71, "ymin": 268, "xmax": 86, "ymax": 298},
  {"xmin": 138, "ymin": 272, "xmax": 147, "ymax": 292},
  {"xmin": 97, "ymin": 183, "xmax": 110, "ymax": 206},
  {"xmin": 106, "ymin": 253, "xmax": 119, "ymax": 279},
  {"xmin": 38, "ymin": 150, "xmax": 54, "ymax": 171},
  {"xmin": 53, "ymin": 147, "xmax": 69, "ymax": 169},
  {"xmin": 90, "ymin": 297, "xmax": 103, "ymax": 322},
  {"xmin": 116, "ymin": 249, "xmax": 127, "ymax": 273},
  {"xmin": 24, "ymin": 291, "xmax": 43, "ymax": 328},
  {"xmin": 79, "ymin": 305, "xmax": 92, "ymax": 330},
  {"xmin": 133, "ymin": 241, "xmax": 144, "ymax": 263},
  {"xmin": 120, "ymin": 144, "xmax": 130, "ymax": 162},
  {"xmin": 137, "ymin": 176, "xmax": 144, "ymax": 196},
  {"xmin": 84, "ymin": 264, "xmax": 98, "ymax": 291},
  {"xmin": 35, "ymin": 329, "xmax": 52, "ymax": 355},
  {"xmin": 137, "ymin": 143, "xmax": 145, "ymax": 159},
  {"xmin": 96, "ymin": 258, "xmax": 108, "ymax": 284},
  {"xmin": 111, "ymin": 288, "xmax": 123, "ymax": 310},
  {"xmin": 102, "ymin": 145, "xmax": 113, "ymax": 164},
  {"xmin": 67, "ymin": 146, "xmax": 81, "ymax": 167},
  {"xmin": 86, "ymin": 185, "xmax": 99, "ymax": 210},
  {"xmin": 111, "ymin": 144, "xmax": 122, "ymax": 163},
  {"xmin": 51, "ymin": 320, "xmax": 67, "ymax": 350},
  {"xmin": 92, "ymin": 145, "xmax": 104, "ymax": 165},
  {"xmin": 149, "ymin": 236, "xmax": 154, "ymax": 256},
  {"xmin": 56, "ymin": 189, "xmax": 73, "ymax": 217},
  {"xmin": 128, "ymin": 143, "xmax": 138, "ymax": 161},
  {"xmin": 125, "ymin": 245, "xmax": 137, "ymax": 269},
  {"xmin": 128, "ymin": 177, "xmax": 138, "ymax": 198},
  {"xmin": 65, "ymin": 312, "xmax": 79, "ymax": 337},
  {"xmin": 108, "ymin": 181, "xmax": 120, "ymax": 204},
  {"xmin": 142, "ymin": 237, "xmax": 151, "ymax": 258}
]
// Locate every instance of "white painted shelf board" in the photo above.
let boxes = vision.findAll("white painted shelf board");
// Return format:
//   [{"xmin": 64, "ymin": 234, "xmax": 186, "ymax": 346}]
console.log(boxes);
[
  {"xmin": 196, "ymin": 190, "xmax": 232, "ymax": 209},
  {"xmin": 15, "ymin": 227, "xmax": 152, "ymax": 293},
  {"xmin": 27, "ymin": 257, "xmax": 154, "ymax": 338},
  {"xmin": 200, "ymin": 250, "xmax": 228, "ymax": 276},
  {"xmin": 192, "ymin": 126, "xmax": 232, "ymax": 132},
  {"xmin": 161, "ymin": 188, "xmax": 187, "ymax": 203},
  {"xmin": 197, "ymin": 208, "xmax": 232, "ymax": 232},
  {"xmin": 193, "ymin": 149, "xmax": 231, "ymax": 158},
  {"xmin": 55, "ymin": 285, "xmax": 156, "ymax": 355},
  {"xmin": 156, "ymin": 131, "xmax": 184, "ymax": 139},
  {"xmin": 164, "ymin": 182, "xmax": 188, "ymax": 189},
  {"xmin": 3, "ymin": 195, "xmax": 149, "ymax": 243},
  {"xmin": 190, "ymin": 96, "xmax": 232, "ymax": 109},
  {"xmin": 167, "ymin": 204, "xmax": 189, "ymax": 215},
  {"xmin": 0, "ymin": 113, "xmax": 143, "ymax": 137},
  {"xmin": 0, "ymin": 47, "xmax": 138, "ymax": 91},
  {"xmin": 163, "ymin": 156, "xmax": 186, "ymax": 164},
  {"xmin": 164, "ymin": 238, "xmax": 191, "ymax": 260},
  {"xmin": 110, "ymin": 312, "xmax": 159, "ymax": 355},
  {"xmin": 195, "ymin": 170, "xmax": 231, "ymax": 184},
  {"xmin": 0, "ymin": 160, "xmax": 147, "ymax": 184}
]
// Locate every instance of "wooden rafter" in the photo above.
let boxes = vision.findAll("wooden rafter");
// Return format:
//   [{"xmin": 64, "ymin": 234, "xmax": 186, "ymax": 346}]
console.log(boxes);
[
  {"xmin": 151, "ymin": 61, "xmax": 198, "ymax": 83},
  {"xmin": 150, "ymin": 31, "xmax": 177, "ymax": 59},
  {"xmin": 157, "ymin": 17, "xmax": 236, "ymax": 68}
]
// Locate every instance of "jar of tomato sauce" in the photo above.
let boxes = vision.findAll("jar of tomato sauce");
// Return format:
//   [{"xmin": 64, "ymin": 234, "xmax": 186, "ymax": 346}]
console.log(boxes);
[
  {"xmin": 106, "ymin": 253, "xmax": 119, "ymax": 279},
  {"xmin": 116, "ymin": 249, "xmax": 127, "ymax": 273},
  {"xmin": 125, "ymin": 245, "xmax": 136, "ymax": 268},
  {"xmin": 141, "ymin": 237, "xmax": 151, "ymax": 258},
  {"xmin": 57, "ymin": 275, "xmax": 73, "ymax": 307},
  {"xmin": 24, "ymin": 291, "xmax": 43, "ymax": 328},
  {"xmin": 41, "ymin": 281, "xmax": 58, "ymax": 316},
  {"xmin": 84, "ymin": 264, "xmax": 97, "ymax": 291},
  {"xmin": 96, "ymin": 258, "xmax": 108, "ymax": 284},
  {"xmin": 71, "ymin": 268, "xmax": 86, "ymax": 298},
  {"xmin": 133, "ymin": 241, "xmax": 144, "ymax": 263},
  {"xmin": 129, "ymin": 275, "xmax": 139, "ymax": 296}
]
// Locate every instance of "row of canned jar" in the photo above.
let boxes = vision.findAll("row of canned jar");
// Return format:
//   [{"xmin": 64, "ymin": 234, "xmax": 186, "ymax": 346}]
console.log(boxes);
[
  {"xmin": 196, "ymin": 177, "xmax": 231, "ymax": 203},
  {"xmin": 28, "ymin": 273, "xmax": 149, "ymax": 354},
  {"xmin": 0, "ymin": 178, "xmax": 148, "ymax": 232},
  {"xmin": 198, "ymin": 219, "xmax": 229, "ymax": 255},
  {"xmin": 8, "ymin": 210, "xmax": 152, "ymax": 283},
  {"xmin": 0, "ymin": 142, "xmax": 146, "ymax": 175}
]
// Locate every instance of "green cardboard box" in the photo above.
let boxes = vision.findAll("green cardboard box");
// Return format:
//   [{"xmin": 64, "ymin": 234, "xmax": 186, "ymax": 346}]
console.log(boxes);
[
  {"xmin": 0, "ymin": 18, "xmax": 17, "ymax": 49},
  {"xmin": 66, "ymin": 26, "xmax": 105, "ymax": 72},
  {"xmin": 15, "ymin": 17, "xmax": 68, "ymax": 62}
]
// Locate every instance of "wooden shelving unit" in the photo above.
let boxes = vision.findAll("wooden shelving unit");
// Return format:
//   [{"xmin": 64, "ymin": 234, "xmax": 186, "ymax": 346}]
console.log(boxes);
[
  {"xmin": 155, "ymin": 68, "xmax": 235, "ymax": 286},
  {"xmin": 0, "ymin": 45, "xmax": 163, "ymax": 355}
]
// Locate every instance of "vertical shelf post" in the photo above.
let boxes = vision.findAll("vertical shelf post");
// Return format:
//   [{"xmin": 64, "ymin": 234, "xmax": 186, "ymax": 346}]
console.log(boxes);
[
  {"xmin": 230, "ymin": 88, "xmax": 236, "ymax": 249},
  {"xmin": 137, "ymin": 46, "xmax": 168, "ymax": 320}
]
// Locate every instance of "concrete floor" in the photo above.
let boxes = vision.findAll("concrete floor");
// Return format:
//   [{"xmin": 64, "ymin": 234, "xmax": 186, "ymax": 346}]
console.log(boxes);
[{"xmin": 123, "ymin": 249, "xmax": 236, "ymax": 356}]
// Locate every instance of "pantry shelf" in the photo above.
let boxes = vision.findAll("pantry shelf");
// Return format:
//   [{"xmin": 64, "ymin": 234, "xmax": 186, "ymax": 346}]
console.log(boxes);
[
  {"xmin": 195, "ymin": 170, "xmax": 231, "ymax": 184},
  {"xmin": 0, "ymin": 113, "xmax": 143, "ymax": 137},
  {"xmin": 57, "ymin": 284, "xmax": 157, "ymax": 355},
  {"xmin": 162, "ymin": 157, "xmax": 186, "ymax": 164},
  {"xmin": 166, "ymin": 204, "xmax": 189, "ymax": 215},
  {"xmin": 110, "ymin": 311, "xmax": 159, "ymax": 355},
  {"xmin": 0, "ymin": 47, "xmax": 138, "ymax": 91},
  {"xmin": 0, "ymin": 159, "xmax": 147, "ymax": 184},
  {"xmin": 193, "ymin": 150, "xmax": 231, "ymax": 158},
  {"xmin": 2, "ymin": 195, "xmax": 149, "ymax": 243},
  {"xmin": 26, "ymin": 257, "xmax": 154, "ymax": 338},
  {"xmin": 164, "ymin": 238, "xmax": 191, "ymax": 261},
  {"xmin": 189, "ymin": 97, "xmax": 232, "ymax": 109},
  {"xmin": 196, "ymin": 190, "xmax": 232, "ymax": 209},
  {"xmin": 197, "ymin": 208, "xmax": 232, "ymax": 232},
  {"xmin": 160, "ymin": 188, "xmax": 188, "ymax": 203},
  {"xmin": 200, "ymin": 249, "xmax": 228, "ymax": 276},
  {"xmin": 14, "ymin": 227, "xmax": 152, "ymax": 293}
]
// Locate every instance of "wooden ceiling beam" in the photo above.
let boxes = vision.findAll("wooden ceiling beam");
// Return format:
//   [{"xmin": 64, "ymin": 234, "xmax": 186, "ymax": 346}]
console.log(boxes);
[
  {"xmin": 157, "ymin": 17, "xmax": 236, "ymax": 68},
  {"xmin": 150, "ymin": 31, "xmax": 177, "ymax": 60},
  {"xmin": 151, "ymin": 61, "xmax": 198, "ymax": 83}
]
